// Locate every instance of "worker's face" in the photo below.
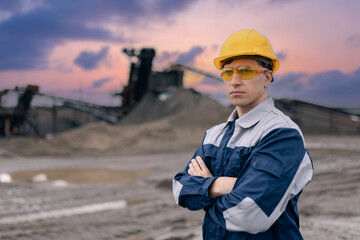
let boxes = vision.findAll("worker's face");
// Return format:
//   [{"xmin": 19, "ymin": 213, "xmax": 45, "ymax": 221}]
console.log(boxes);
[{"xmin": 223, "ymin": 58, "xmax": 273, "ymax": 115}]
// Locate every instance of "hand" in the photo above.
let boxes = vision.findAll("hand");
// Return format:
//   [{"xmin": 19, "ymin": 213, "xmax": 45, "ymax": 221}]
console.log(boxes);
[
  {"xmin": 188, "ymin": 156, "xmax": 213, "ymax": 178},
  {"xmin": 209, "ymin": 177, "xmax": 237, "ymax": 198}
]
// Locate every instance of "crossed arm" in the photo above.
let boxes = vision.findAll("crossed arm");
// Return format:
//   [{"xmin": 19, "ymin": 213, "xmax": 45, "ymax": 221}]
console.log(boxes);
[{"xmin": 188, "ymin": 156, "xmax": 237, "ymax": 198}]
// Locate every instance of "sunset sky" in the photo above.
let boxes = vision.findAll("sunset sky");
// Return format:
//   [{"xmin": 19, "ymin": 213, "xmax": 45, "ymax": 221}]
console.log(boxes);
[{"xmin": 1, "ymin": 0, "xmax": 359, "ymax": 107}]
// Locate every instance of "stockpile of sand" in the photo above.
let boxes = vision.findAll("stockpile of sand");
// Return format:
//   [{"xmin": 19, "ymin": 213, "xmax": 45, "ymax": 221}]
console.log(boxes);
[
  {"xmin": 120, "ymin": 89, "xmax": 203, "ymax": 125},
  {"xmin": 5, "ymin": 89, "xmax": 233, "ymax": 156}
]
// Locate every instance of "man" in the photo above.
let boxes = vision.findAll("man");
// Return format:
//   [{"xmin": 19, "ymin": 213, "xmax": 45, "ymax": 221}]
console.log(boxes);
[{"xmin": 172, "ymin": 29, "xmax": 313, "ymax": 239}]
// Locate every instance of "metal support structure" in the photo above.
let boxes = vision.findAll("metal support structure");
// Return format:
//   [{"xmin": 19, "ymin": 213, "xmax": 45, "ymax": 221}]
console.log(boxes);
[
  {"xmin": 171, "ymin": 64, "xmax": 223, "ymax": 83},
  {"xmin": 52, "ymin": 104, "xmax": 57, "ymax": 134},
  {"xmin": 4, "ymin": 117, "xmax": 10, "ymax": 137},
  {"xmin": 122, "ymin": 48, "xmax": 156, "ymax": 113}
]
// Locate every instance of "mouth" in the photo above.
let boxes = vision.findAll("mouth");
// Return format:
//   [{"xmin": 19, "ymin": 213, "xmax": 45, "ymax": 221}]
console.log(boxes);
[{"xmin": 230, "ymin": 91, "xmax": 245, "ymax": 96}]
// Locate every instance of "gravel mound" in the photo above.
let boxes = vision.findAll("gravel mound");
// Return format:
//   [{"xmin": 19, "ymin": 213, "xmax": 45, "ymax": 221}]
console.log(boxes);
[{"xmin": 5, "ymin": 89, "xmax": 233, "ymax": 156}]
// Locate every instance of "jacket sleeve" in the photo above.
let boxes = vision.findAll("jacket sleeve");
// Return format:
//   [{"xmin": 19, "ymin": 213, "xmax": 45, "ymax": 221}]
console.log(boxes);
[
  {"xmin": 206, "ymin": 128, "xmax": 313, "ymax": 233},
  {"xmin": 172, "ymin": 133, "xmax": 218, "ymax": 210}
]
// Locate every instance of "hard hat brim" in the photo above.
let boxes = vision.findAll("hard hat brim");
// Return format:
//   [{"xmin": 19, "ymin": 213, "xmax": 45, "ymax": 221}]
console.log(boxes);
[{"xmin": 214, "ymin": 52, "xmax": 279, "ymax": 73}]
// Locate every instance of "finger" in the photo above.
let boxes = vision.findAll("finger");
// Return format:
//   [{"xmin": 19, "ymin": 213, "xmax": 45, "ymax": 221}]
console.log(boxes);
[
  {"xmin": 196, "ymin": 156, "xmax": 204, "ymax": 163},
  {"xmin": 188, "ymin": 161, "xmax": 194, "ymax": 171},
  {"xmin": 194, "ymin": 158, "xmax": 203, "ymax": 171},
  {"xmin": 196, "ymin": 156, "xmax": 207, "ymax": 171},
  {"xmin": 188, "ymin": 161, "xmax": 198, "ymax": 175},
  {"xmin": 190, "ymin": 160, "xmax": 203, "ymax": 176},
  {"xmin": 191, "ymin": 159, "xmax": 201, "ymax": 171},
  {"xmin": 188, "ymin": 163, "xmax": 195, "ymax": 175}
]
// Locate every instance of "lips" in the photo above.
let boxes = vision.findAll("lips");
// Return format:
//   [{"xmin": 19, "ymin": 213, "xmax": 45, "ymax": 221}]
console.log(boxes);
[{"xmin": 230, "ymin": 91, "xmax": 245, "ymax": 96}]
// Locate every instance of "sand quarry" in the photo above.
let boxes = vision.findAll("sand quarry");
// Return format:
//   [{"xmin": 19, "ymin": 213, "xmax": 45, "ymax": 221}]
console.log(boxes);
[{"xmin": 1, "ymin": 89, "xmax": 360, "ymax": 239}]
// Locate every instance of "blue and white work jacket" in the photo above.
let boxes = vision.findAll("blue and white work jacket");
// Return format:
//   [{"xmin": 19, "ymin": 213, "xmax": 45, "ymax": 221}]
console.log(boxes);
[{"xmin": 173, "ymin": 97, "xmax": 313, "ymax": 240}]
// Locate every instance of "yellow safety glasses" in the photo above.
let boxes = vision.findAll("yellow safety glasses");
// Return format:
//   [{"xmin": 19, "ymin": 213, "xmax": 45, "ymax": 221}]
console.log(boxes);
[{"xmin": 221, "ymin": 65, "xmax": 268, "ymax": 81}]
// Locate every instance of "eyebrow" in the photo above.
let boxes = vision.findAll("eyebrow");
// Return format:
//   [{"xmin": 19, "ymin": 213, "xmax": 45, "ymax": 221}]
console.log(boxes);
[{"xmin": 223, "ymin": 65, "xmax": 259, "ymax": 68}]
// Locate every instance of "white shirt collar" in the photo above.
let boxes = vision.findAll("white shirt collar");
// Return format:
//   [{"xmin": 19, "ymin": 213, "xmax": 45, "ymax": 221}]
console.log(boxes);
[{"xmin": 226, "ymin": 97, "xmax": 275, "ymax": 129}]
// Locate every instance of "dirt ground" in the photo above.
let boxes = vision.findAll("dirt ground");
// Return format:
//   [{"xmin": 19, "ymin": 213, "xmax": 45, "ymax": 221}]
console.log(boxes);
[
  {"xmin": 299, "ymin": 147, "xmax": 360, "ymax": 240},
  {"xmin": 10, "ymin": 168, "xmax": 150, "ymax": 184},
  {"xmin": 1, "ymin": 135, "xmax": 360, "ymax": 240},
  {"xmin": 1, "ymin": 90, "xmax": 359, "ymax": 239}
]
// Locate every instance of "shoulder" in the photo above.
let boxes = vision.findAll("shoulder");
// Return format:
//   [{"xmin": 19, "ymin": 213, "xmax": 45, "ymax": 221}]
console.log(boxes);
[
  {"xmin": 203, "ymin": 122, "xmax": 228, "ymax": 146},
  {"xmin": 258, "ymin": 107, "xmax": 304, "ymax": 143},
  {"xmin": 206, "ymin": 122, "xmax": 227, "ymax": 133}
]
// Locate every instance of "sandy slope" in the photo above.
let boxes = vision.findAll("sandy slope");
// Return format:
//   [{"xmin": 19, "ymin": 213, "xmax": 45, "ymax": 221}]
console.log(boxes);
[{"xmin": 3, "ymin": 89, "xmax": 232, "ymax": 157}]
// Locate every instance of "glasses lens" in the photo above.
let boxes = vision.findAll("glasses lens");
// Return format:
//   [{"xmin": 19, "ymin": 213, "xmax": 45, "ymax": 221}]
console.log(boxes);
[
  {"xmin": 221, "ymin": 68, "xmax": 234, "ymax": 81},
  {"xmin": 236, "ymin": 66, "xmax": 259, "ymax": 80}
]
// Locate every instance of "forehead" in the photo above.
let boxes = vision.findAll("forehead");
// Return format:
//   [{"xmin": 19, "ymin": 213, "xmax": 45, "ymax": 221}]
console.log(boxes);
[{"xmin": 223, "ymin": 58, "xmax": 259, "ymax": 68}]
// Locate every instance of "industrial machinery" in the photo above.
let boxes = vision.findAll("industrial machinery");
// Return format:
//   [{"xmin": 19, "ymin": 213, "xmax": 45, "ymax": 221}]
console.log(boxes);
[
  {"xmin": 0, "ymin": 85, "xmax": 39, "ymax": 137},
  {"xmin": 121, "ymin": 48, "xmax": 186, "ymax": 114},
  {"xmin": 1, "ymin": 48, "xmax": 359, "ymax": 137}
]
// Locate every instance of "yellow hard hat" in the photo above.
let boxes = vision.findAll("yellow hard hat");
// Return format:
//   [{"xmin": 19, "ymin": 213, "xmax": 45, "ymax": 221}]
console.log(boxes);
[{"xmin": 214, "ymin": 29, "xmax": 279, "ymax": 73}]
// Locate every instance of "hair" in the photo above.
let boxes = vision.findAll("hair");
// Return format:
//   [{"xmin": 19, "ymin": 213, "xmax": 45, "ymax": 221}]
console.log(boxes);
[{"xmin": 221, "ymin": 56, "xmax": 274, "ymax": 82}]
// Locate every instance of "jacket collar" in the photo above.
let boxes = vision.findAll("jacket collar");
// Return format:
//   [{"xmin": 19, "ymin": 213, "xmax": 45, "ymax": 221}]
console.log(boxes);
[{"xmin": 226, "ymin": 97, "xmax": 275, "ymax": 129}]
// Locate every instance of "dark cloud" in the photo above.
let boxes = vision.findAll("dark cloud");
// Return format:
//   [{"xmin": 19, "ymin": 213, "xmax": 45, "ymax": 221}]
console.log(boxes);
[
  {"xmin": 200, "ymin": 76, "xmax": 223, "ymax": 86},
  {"xmin": 0, "ymin": 6, "xmax": 118, "ymax": 71},
  {"xmin": 0, "ymin": 6, "xmax": 116, "ymax": 71},
  {"xmin": 269, "ymin": 67, "xmax": 360, "ymax": 106},
  {"xmin": 275, "ymin": 51, "xmax": 286, "ymax": 61},
  {"xmin": 0, "ymin": 35, "xmax": 56, "ymax": 70},
  {"xmin": 201, "ymin": 67, "xmax": 360, "ymax": 107},
  {"xmin": 0, "ymin": 0, "xmax": 196, "ymax": 71},
  {"xmin": 156, "ymin": 51, "xmax": 172, "ymax": 63},
  {"xmin": 0, "ymin": 9, "xmax": 117, "ymax": 40},
  {"xmin": 74, "ymin": 47, "xmax": 109, "ymax": 70},
  {"xmin": 268, "ymin": 0, "xmax": 297, "ymax": 4},
  {"xmin": 271, "ymin": 72, "xmax": 308, "ymax": 94},
  {"xmin": 91, "ymin": 77, "xmax": 112, "ymax": 88},
  {"xmin": 222, "ymin": 0, "xmax": 295, "ymax": 6},
  {"xmin": 153, "ymin": 0, "xmax": 194, "ymax": 16},
  {"xmin": 212, "ymin": 44, "xmax": 219, "ymax": 51},
  {"xmin": 70, "ymin": 76, "xmax": 113, "ymax": 93},
  {"xmin": 46, "ymin": 0, "xmax": 195, "ymax": 23},
  {"xmin": 0, "ymin": 0, "xmax": 22, "ymax": 11},
  {"xmin": 175, "ymin": 46, "xmax": 205, "ymax": 65},
  {"xmin": 347, "ymin": 35, "xmax": 360, "ymax": 47},
  {"xmin": 221, "ymin": 0, "xmax": 247, "ymax": 5},
  {"xmin": 154, "ymin": 50, "xmax": 179, "ymax": 65},
  {"xmin": 155, "ymin": 46, "xmax": 206, "ymax": 66}
]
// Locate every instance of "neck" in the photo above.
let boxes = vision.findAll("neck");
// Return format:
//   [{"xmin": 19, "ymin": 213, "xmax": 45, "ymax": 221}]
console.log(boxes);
[{"xmin": 236, "ymin": 94, "xmax": 268, "ymax": 118}]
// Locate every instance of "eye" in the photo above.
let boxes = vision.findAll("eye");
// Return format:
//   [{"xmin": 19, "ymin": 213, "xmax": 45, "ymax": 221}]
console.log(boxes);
[
  {"xmin": 223, "ymin": 68, "xmax": 233, "ymax": 74},
  {"xmin": 238, "ymin": 67, "xmax": 251, "ymax": 73}
]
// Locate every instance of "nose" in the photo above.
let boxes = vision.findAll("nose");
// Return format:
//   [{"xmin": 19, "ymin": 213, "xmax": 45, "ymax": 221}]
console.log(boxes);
[{"xmin": 229, "ymin": 71, "xmax": 243, "ymax": 85}]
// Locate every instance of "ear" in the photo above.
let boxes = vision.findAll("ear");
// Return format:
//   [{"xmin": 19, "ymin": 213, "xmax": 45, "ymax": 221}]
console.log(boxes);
[{"xmin": 264, "ymin": 70, "xmax": 273, "ymax": 88}]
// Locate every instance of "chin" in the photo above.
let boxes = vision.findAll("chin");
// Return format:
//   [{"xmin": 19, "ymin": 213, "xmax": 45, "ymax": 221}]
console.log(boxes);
[{"xmin": 231, "ymin": 100, "xmax": 248, "ymax": 107}]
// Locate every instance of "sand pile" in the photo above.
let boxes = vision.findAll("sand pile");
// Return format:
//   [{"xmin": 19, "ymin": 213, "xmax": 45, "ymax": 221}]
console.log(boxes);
[
  {"xmin": 5, "ymin": 89, "xmax": 233, "ymax": 156},
  {"xmin": 120, "ymin": 89, "xmax": 203, "ymax": 125}
]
